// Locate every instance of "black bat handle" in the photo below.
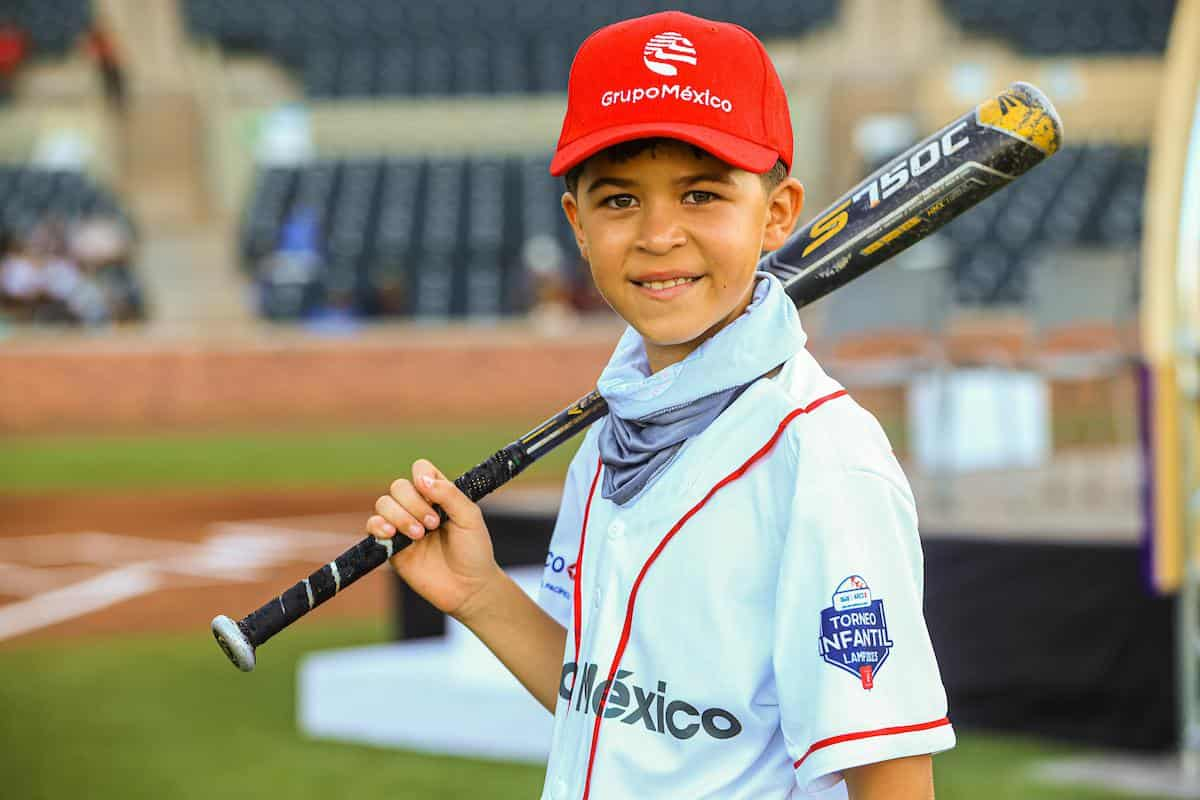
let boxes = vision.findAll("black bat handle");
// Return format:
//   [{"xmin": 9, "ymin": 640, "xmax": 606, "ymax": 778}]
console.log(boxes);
[
  {"xmin": 211, "ymin": 442, "xmax": 532, "ymax": 671},
  {"xmin": 435, "ymin": 442, "xmax": 532, "ymax": 525}
]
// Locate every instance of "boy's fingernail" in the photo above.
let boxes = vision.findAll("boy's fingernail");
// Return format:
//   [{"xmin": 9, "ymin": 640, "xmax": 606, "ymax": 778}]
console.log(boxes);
[
  {"xmin": 408, "ymin": 523, "xmax": 424, "ymax": 537},
  {"xmin": 381, "ymin": 523, "xmax": 395, "ymax": 535},
  {"xmin": 424, "ymin": 514, "xmax": 439, "ymax": 528},
  {"xmin": 420, "ymin": 475, "xmax": 434, "ymax": 488}
]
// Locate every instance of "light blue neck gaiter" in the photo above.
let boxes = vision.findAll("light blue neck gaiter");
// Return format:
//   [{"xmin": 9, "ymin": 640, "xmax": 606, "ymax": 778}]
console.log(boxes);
[{"xmin": 596, "ymin": 272, "xmax": 807, "ymax": 506}]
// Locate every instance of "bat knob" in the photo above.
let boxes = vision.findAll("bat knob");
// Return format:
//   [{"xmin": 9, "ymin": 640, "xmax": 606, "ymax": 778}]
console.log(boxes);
[{"xmin": 212, "ymin": 614, "xmax": 257, "ymax": 672}]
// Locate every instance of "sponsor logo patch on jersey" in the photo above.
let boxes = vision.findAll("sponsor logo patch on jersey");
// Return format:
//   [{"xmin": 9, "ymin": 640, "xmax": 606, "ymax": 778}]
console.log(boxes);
[
  {"xmin": 559, "ymin": 661, "xmax": 742, "ymax": 741},
  {"xmin": 818, "ymin": 575, "xmax": 893, "ymax": 689}
]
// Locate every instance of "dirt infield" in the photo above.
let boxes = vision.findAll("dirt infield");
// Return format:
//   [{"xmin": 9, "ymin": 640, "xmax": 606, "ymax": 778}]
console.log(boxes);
[{"xmin": 0, "ymin": 487, "xmax": 398, "ymax": 646}]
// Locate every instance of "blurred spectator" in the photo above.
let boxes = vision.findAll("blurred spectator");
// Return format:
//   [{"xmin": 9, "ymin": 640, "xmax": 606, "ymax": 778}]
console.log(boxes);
[
  {"xmin": 0, "ymin": 20, "xmax": 28, "ymax": 103},
  {"xmin": 0, "ymin": 213, "xmax": 143, "ymax": 328},
  {"xmin": 258, "ymin": 206, "xmax": 323, "ymax": 319},
  {"xmin": 69, "ymin": 213, "xmax": 132, "ymax": 268},
  {"xmin": 566, "ymin": 259, "xmax": 611, "ymax": 314},
  {"xmin": 0, "ymin": 227, "xmax": 38, "ymax": 322},
  {"xmin": 522, "ymin": 232, "xmax": 576, "ymax": 334},
  {"xmin": 29, "ymin": 216, "xmax": 110, "ymax": 325},
  {"xmin": 82, "ymin": 23, "xmax": 126, "ymax": 113},
  {"xmin": 0, "ymin": 221, "xmax": 91, "ymax": 324},
  {"xmin": 69, "ymin": 213, "xmax": 143, "ymax": 323},
  {"xmin": 305, "ymin": 286, "xmax": 362, "ymax": 335}
]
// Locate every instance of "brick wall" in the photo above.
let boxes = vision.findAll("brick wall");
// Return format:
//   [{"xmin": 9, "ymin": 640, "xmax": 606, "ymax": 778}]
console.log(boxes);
[{"xmin": 0, "ymin": 325, "xmax": 622, "ymax": 434}]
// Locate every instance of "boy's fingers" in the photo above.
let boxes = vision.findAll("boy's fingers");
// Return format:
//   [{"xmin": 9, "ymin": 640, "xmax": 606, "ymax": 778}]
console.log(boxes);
[
  {"xmin": 373, "ymin": 496, "xmax": 427, "ymax": 539},
  {"xmin": 412, "ymin": 459, "xmax": 480, "ymax": 527},
  {"xmin": 367, "ymin": 515, "xmax": 398, "ymax": 539},
  {"xmin": 387, "ymin": 478, "xmax": 440, "ymax": 529}
]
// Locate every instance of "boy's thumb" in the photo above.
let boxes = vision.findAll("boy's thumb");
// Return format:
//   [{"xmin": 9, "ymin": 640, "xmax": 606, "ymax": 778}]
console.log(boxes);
[{"xmin": 415, "ymin": 462, "xmax": 480, "ymax": 529}]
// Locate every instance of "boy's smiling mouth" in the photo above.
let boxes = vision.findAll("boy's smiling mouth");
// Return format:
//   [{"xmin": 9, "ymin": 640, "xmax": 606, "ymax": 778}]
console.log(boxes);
[{"xmin": 631, "ymin": 273, "xmax": 703, "ymax": 297}]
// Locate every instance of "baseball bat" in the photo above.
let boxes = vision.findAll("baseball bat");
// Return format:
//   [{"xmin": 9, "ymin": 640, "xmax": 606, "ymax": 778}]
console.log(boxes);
[{"xmin": 213, "ymin": 81, "xmax": 1063, "ymax": 671}]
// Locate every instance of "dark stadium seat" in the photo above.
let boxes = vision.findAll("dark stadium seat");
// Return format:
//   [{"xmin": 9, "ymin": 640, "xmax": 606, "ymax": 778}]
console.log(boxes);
[
  {"xmin": 292, "ymin": 162, "xmax": 340, "ymax": 244},
  {"xmin": 2, "ymin": 0, "xmax": 90, "ymax": 56},
  {"xmin": 464, "ymin": 157, "xmax": 507, "ymax": 317},
  {"xmin": 455, "ymin": 37, "xmax": 492, "ymax": 97},
  {"xmin": 302, "ymin": 49, "xmax": 340, "ymax": 99},
  {"xmin": 530, "ymin": 35, "xmax": 574, "ymax": 95},
  {"xmin": 367, "ymin": 159, "xmax": 420, "ymax": 312},
  {"xmin": 181, "ymin": 0, "xmax": 838, "ymax": 97},
  {"xmin": 414, "ymin": 160, "xmax": 464, "ymax": 318},
  {"xmin": 240, "ymin": 166, "xmax": 297, "ymax": 266},
  {"xmin": 491, "ymin": 39, "xmax": 529, "ymax": 97},
  {"xmin": 377, "ymin": 45, "xmax": 416, "ymax": 96},
  {"xmin": 1097, "ymin": 151, "xmax": 1148, "ymax": 244},
  {"xmin": 338, "ymin": 49, "xmax": 377, "ymax": 98},
  {"xmin": 327, "ymin": 160, "xmax": 379, "ymax": 270},
  {"xmin": 942, "ymin": 0, "xmax": 1175, "ymax": 54},
  {"xmin": 413, "ymin": 41, "xmax": 454, "ymax": 97}
]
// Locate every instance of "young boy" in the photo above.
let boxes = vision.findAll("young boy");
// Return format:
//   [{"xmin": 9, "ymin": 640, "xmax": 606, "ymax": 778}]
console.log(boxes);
[{"xmin": 367, "ymin": 11, "xmax": 954, "ymax": 799}]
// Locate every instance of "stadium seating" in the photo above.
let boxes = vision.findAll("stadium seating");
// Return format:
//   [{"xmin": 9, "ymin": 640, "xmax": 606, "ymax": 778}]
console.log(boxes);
[
  {"xmin": 241, "ymin": 143, "xmax": 1148, "ymax": 320},
  {"xmin": 0, "ymin": 166, "xmax": 130, "ymax": 232},
  {"xmin": 182, "ymin": 0, "xmax": 837, "ymax": 97},
  {"xmin": 940, "ymin": 144, "xmax": 1147, "ymax": 305},
  {"xmin": 241, "ymin": 155, "xmax": 575, "ymax": 320},
  {"xmin": 942, "ymin": 0, "xmax": 1175, "ymax": 54},
  {"xmin": 0, "ymin": 0, "xmax": 90, "ymax": 57}
]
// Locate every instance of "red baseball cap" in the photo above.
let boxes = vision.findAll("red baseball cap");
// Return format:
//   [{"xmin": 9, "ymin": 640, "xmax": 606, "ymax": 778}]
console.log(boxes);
[{"xmin": 549, "ymin": 11, "xmax": 793, "ymax": 178}]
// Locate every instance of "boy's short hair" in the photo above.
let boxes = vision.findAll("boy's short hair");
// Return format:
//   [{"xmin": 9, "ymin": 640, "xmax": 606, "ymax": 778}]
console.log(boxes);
[{"xmin": 563, "ymin": 137, "xmax": 789, "ymax": 198}]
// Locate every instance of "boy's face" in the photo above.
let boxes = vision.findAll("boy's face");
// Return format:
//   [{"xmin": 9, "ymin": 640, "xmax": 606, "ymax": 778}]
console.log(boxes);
[{"xmin": 561, "ymin": 141, "xmax": 803, "ymax": 372}]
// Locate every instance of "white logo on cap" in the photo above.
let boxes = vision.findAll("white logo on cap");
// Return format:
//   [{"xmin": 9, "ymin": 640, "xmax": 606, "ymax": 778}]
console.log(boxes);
[{"xmin": 643, "ymin": 31, "xmax": 697, "ymax": 77}]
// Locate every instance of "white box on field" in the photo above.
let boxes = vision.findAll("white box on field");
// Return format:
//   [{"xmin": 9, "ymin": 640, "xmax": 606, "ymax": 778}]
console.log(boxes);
[
  {"xmin": 297, "ymin": 565, "xmax": 552, "ymax": 762},
  {"xmin": 908, "ymin": 368, "xmax": 1051, "ymax": 472}
]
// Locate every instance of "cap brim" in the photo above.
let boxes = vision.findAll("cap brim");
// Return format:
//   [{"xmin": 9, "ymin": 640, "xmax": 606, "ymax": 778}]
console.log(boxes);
[{"xmin": 549, "ymin": 122, "xmax": 781, "ymax": 176}]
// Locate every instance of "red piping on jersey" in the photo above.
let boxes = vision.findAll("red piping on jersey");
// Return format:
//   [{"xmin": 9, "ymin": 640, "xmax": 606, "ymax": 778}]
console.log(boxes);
[
  {"xmin": 793, "ymin": 717, "xmax": 952, "ymax": 769},
  {"xmin": 572, "ymin": 456, "xmax": 603, "ymax": 665},
  {"xmin": 580, "ymin": 389, "xmax": 850, "ymax": 800}
]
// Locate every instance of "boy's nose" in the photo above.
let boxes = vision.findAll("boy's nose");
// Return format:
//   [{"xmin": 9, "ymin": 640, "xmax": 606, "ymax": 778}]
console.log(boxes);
[{"xmin": 635, "ymin": 205, "xmax": 687, "ymax": 255}]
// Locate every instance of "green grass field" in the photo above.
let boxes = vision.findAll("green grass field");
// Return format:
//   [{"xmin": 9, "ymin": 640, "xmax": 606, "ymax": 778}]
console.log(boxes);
[
  {"xmin": 0, "ymin": 423, "xmax": 578, "ymax": 493},
  {"xmin": 0, "ymin": 619, "xmax": 1167, "ymax": 800},
  {"xmin": 0, "ymin": 427, "xmax": 1167, "ymax": 799}
]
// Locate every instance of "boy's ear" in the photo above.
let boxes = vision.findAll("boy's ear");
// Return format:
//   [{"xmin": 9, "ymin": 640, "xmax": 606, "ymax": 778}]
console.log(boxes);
[
  {"xmin": 762, "ymin": 177, "xmax": 805, "ymax": 254},
  {"xmin": 561, "ymin": 191, "xmax": 589, "ymax": 262}
]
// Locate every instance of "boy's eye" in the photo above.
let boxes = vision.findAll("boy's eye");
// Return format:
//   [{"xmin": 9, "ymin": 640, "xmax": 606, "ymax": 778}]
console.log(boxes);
[
  {"xmin": 684, "ymin": 190, "xmax": 717, "ymax": 204},
  {"xmin": 602, "ymin": 194, "xmax": 637, "ymax": 209}
]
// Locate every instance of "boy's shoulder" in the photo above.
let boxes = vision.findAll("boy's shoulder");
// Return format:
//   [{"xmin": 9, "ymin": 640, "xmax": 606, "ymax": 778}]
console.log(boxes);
[{"xmin": 753, "ymin": 348, "xmax": 902, "ymax": 485}]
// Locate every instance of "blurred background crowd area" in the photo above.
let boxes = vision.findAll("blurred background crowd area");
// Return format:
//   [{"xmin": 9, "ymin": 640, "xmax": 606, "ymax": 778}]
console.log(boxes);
[
  {"xmin": 0, "ymin": 0, "xmax": 1165, "ymax": 326},
  {"xmin": 0, "ymin": 0, "xmax": 1174, "ymax": 449}
]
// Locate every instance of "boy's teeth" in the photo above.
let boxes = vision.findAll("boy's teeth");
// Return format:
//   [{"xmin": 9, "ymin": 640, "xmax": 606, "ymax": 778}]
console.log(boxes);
[{"xmin": 643, "ymin": 277, "xmax": 697, "ymax": 290}]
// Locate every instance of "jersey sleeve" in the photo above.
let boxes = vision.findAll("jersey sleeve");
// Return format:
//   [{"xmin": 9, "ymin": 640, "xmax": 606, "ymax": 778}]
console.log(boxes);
[
  {"xmin": 536, "ymin": 432, "xmax": 600, "ymax": 628},
  {"xmin": 775, "ymin": 465, "xmax": 955, "ymax": 794}
]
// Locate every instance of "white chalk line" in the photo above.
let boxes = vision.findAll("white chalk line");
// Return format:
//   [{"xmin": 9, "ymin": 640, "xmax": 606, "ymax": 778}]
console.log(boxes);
[
  {"xmin": 0, "ymin": 563, "xmax": 162, "ymax": 642},
  {"xmin": 0, "ymin": 562, "xmax": 107, "ymax": 597},
  {"xmin": 0, "ymin": 520, "xmax": 365, "ymax": 642}
]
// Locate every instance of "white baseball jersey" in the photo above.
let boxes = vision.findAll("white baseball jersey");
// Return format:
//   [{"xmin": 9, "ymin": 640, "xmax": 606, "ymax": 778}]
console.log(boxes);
[{"xmin": 536, "ymin": 341, "xmax": 955, "ymax": 798}]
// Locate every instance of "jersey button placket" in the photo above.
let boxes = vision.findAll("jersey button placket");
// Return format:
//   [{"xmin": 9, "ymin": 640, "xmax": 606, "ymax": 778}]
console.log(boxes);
[{"xmin": 598, "ymin": 521, "xmax": 624, "ymax": 616}]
